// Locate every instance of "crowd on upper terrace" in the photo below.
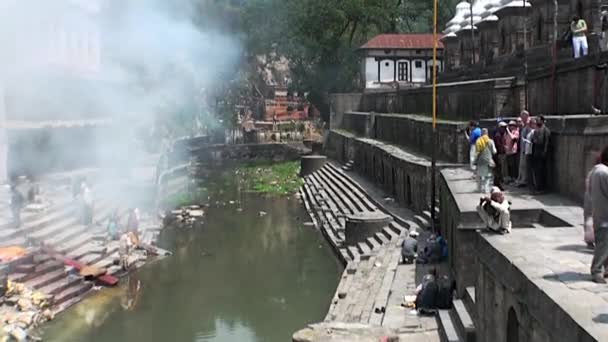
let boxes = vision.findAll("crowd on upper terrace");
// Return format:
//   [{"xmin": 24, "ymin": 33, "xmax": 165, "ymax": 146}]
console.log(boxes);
[{"xmin": 441, "ymin": 0, "xmax": 608, "ymax": 70}]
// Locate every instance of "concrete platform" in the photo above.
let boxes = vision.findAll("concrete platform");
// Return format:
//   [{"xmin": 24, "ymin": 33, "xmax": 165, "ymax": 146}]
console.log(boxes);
[{"xmin": 441, "ymin": 167, "xmax": 608, "ymax": 342}]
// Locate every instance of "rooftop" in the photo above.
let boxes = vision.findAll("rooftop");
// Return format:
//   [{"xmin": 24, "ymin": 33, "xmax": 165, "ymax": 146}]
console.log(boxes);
[{"xmin": 360, "ymin": 33, "xmax": 444, "ymax": 50}]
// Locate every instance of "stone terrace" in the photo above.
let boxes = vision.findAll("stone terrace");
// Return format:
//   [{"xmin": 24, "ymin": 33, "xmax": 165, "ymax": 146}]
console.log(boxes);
[
  {"xmin": 0, "ymin": 170, "xmax": 162, "ymax": 318},
  {"xmin": 441, "ymin": 167, "xmax": 608, "ymax": 341},
  {"xmin": 299, "ymin": 162, "xmax": 442, "ymax": 340}
]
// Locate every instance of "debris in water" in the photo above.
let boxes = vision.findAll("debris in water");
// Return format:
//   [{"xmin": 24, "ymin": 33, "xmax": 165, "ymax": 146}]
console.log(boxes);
[
  {"xmin": 229, "ymin": 200, "xmax": 235, "ymax": 204},
  {"xmin": 259, "ymin": 211, "xmax": 267, "ymax": 217}
]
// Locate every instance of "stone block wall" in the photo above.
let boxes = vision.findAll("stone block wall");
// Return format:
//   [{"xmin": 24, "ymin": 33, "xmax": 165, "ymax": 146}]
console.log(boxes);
[
  {"xmin": 329, "ymin": 93, "xmax": 363, "ymax": 130},
  {"xmin": 359, "ymin": 78, "xmax": 519, "ymax": 121},
  {"xmin": 325, "ymin": 130, "xmax": 439, "ymax": 212},
  {"xmin": 341, "ymin": 112, "xmax": 469, "ymax": 164}
]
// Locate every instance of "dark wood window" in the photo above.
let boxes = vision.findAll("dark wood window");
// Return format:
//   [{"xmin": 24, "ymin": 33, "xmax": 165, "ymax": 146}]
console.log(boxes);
[{"xmin": 397, "ymin": 62, "xmax": 408, "ymax": 81}]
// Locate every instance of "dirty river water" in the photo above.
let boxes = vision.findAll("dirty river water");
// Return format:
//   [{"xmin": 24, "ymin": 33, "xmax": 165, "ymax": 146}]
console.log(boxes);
[{"xmin": 39, "ymin": 167, "xmax": 343, "ymax": 342}]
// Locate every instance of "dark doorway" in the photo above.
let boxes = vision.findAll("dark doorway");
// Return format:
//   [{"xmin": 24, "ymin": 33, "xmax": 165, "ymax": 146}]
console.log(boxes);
[{"xmin": 507, "ymin": 307, "xmax": 519, "ymax": 342}]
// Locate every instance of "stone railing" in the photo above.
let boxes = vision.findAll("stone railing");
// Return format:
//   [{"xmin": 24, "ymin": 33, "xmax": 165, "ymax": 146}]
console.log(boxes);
[{"xmin": 341, "ymin": 111, "xmax": 469, "ymax": 164}]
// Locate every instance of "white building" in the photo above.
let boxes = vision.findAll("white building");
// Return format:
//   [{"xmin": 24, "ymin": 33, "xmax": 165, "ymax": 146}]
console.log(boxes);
[{"xmin": 359, "ymin": 34, "xmax": 444, "ymax": 89}]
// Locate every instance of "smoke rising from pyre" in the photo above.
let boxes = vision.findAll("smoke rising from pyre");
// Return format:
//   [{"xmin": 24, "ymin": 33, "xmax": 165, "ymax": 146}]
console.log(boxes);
[{"xmin": 0, "ymin": 0, "xmax": 241, "ymax": 179}]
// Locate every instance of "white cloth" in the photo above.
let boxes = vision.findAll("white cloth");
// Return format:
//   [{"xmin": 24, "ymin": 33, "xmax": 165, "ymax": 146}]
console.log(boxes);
[
  {"xmin": 469, "ymin": 144, "xmax": 477, "ymax": 171},
  {"xmin": 572, "ymin": 36, "xmax": 588, "ymax": 58},
  {"xmin": 477, "ymin": 200, "xmax": 512, "ymax": 233}
]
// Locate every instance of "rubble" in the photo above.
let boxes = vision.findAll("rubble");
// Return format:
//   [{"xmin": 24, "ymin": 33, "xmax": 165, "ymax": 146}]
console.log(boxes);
[{"xmin": 167, "ymin": 205, "xmax": 205, "ymax": 227}]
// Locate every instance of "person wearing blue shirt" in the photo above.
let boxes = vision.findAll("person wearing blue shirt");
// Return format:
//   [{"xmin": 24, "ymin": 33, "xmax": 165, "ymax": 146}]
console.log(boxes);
[{"xmin": 464, "ymin": 121, "xmax": 481, "ymax": 170}]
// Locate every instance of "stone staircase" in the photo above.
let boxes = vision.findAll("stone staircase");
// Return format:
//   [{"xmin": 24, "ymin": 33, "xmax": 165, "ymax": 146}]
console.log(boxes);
[
  {"xmin": 435, "ymin": 286, "xmax": 477, "ymax": 342},
  {"xmin": 300, "ymin": 162, "xmax": 429, "ymax": 326},
  {"xmin": 0, "ymin": 178, "xmax": 158, "ymax": 312}
]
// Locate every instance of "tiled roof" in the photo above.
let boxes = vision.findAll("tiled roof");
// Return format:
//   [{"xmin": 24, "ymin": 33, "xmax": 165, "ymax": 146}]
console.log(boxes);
[{"xmin": 360, "ymin": 34, "xmax": 444, "ymax": 50}]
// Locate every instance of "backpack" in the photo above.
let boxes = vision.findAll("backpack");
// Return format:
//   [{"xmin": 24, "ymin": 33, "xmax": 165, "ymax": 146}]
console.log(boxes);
[{"xmin": 436, "ymin": 275, "xmax": 455, "ymax": 309}]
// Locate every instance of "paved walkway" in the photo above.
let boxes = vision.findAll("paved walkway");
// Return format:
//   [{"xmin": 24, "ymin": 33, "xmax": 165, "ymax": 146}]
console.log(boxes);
[{"xmin": 442, "ymin": 167, "xmax": 608, "ymax": 340}]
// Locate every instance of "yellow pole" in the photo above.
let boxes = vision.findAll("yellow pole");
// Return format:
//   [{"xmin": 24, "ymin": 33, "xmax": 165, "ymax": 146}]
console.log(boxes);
[
  {"xmin": 430, "ymin": 0, "xmax": 438, "ymax": 232},
  {"xmin": 432, "ymin": 0, "xmax": 438, "ymax": 129}
]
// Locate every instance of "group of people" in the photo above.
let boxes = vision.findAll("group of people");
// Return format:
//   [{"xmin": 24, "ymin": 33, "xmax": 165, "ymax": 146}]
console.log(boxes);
[
  {"xmin": 584, "ymin": 146, "xmax": 608, "ymax": 283},
  {"xmin": 466, "ymin": 111, "xmax": 551, "ymax": 195}
]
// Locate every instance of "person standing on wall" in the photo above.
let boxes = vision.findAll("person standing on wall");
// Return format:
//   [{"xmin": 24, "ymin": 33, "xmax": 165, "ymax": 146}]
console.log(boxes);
[
  {"xmin": 464, "ymin": 121, "xmax": 481, "ymax": 172},
  {"xmin": 531, "ymin": 116, "xmax": 551, "ymax": 194},
  {"xmin": 515, "ymin": 111, "xmax": 531, "ymax": 187},
  {"xmin": 571, "ymin": 15, "xmax": 589, "ymax": 58},
  {"xmin": 505, "ymin": 120, "xmax": 520, "ymax": 183},
  {"xmin": 590, "ymin": 146, "xmax": 608, "ymax": 283},
  {"xmin": 475, "ymin": 128, "xmax": 497, "ymax": 193},
  {"xmin": 493, "ymin": 121, "xmax": 508, "ymax": 189}
]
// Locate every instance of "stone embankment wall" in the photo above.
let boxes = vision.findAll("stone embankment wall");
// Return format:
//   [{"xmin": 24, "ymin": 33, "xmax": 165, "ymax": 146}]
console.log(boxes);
[
  {"xmin": 346, "ymin": 54, "xmax": 608, "ymax": 120},
  {"xmin": 341, "ymin": 112, "xmax": 468, "ymax": 164},
  {"xmin": 331, "ymin": 93, "xmax": 608, "ymax": 204},
  {"xmin": 325, "ymin": 129, "xmax": 459, "ymax": 213}
]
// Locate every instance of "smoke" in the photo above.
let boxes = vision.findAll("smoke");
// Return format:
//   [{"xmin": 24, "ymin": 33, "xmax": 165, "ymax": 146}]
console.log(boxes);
[{"xmin": 0, "ymin": 0, "xmax": 242, "ymax": 179}]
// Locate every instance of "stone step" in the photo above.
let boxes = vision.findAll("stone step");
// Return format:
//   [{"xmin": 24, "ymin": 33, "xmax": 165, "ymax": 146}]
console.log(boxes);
[
  {"xmin": 347, "ymin": 246, "xmax": 360, "ymax": 263},
  {"xmin": 422, "ymin": 210, "xmax": 433, "ymax": 223},
  {"xmin": 413, "ymin": 214, "xmax": 431, "ymax": 230},
  {"xmin": 68, "ymin": 243, "xmax": 106, "ymax": 260},
  {"xmin": 366, "ymin": 236, "xmax": 381, "ymax": 251},
  {"xmin": 53, "ymin": 281, "xmax": 93, "ymax": 306},
  {"xmin": 0, "ymin": 236, "xmax": 28, "ymax": 248},
  {"xmin": 463, "ymin": 286, "xmax": 476, "ymax": 323},
  {"xmin": 313, "ymin": 170, "xmax": 359, "ymax": 215},
  {"xmin": 389, "ymin": 221, "xmax": 406, "ymax": 236},
  {"xmin": 374, "ymin": 232, "xmax": 389, "ymax": 245},
  {"xmin": 28, "ymin": 200, "xmax": 112, "ymax": 242},
  {"xmin": 450, "ymin": 299, "xmax": 476, "ymax": 342},
  {"xmin": 381, "ymin": 227, "xmax": 398, "ymax": 241},
  {"xmin": 45, "ymin": 226, "xmax": 88, "ymax": 248},
  {"xmin": 404, "ymin": 220, "xmax": 421, "ymax": 232},
  {"xmin": 39, "ymin": 275, "xmax": 83, "ymax": 295},
  {"xmin": 321, "ymin": 165, "xmax": 377, "ymax": 212},
  {"xmin": 25, "ymin": 269, "xmax": 67, "ymax": 290},
  {"xmin": 89, "ymin": 252, "xmax": 119, "ymax": 270},
  {"xmin": 56, "ymin": 233, "xmax": 95, "ymax": 255},
  {"xmin": 19, "ymin": 203, "xmax": 77, "ymax": 238},
  {"xmin": 12, "ymin": 260, "xmax": 63, "ymax": 283},
  {"xmin": 436, "ymin": 309, "xmax": 462, "ymax": 342},
  {"xmin": 15, "ymin": 264, "xmax": 35, "ymax": 274},
  {"xmin": 357, "ymin": 242, "xmax": 372, "ymax": 256},
  {"xmin": 339, "ymin": 248, "xmax": 351, "ymax": 263}
]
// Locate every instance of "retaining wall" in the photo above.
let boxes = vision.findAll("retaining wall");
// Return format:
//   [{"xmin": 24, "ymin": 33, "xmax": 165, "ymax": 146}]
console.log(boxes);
[
  {"xmin": 341, "ymin": 111, "xmax": 469, "ymax": 164},
  {"xmin": 325, "ymin": 130, "xmax": 459, "ymax": 213}
]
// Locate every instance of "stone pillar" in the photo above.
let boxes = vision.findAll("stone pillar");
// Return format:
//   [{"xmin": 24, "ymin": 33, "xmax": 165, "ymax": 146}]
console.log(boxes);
[
  {"xmin": 300, "ymin": 155, "xmax": 326, "ymax": 176},
  {"xmin": 344, "ymin": 212, "xmax": 393, "ymax": 246}
]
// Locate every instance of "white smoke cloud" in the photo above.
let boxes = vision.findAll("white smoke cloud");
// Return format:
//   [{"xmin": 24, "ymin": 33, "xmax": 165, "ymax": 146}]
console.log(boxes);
[{"xmin": 0, "ymin": 0, "xmax": 242, "ymax": 178}]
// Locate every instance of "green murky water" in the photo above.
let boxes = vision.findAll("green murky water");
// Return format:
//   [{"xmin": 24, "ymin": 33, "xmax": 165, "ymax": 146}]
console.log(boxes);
[{"xmin": 39, "ymin": 168, "xmax": 342, "ymax": 342}]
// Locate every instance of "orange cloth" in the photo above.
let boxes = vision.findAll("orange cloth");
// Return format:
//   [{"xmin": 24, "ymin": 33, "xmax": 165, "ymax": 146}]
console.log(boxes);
[{"xmin": 0, "ymin": 246, "xmax": 26, "ymax": 262}]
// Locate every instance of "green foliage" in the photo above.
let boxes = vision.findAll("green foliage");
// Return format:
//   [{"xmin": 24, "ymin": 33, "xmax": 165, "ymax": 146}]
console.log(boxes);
[
  {"xmin": 237, "ymin": 161, "xmax": 304, "ymax": 195},
  {"xmin": 187, "ymin": 0, "xmax": 459, "ymax": 122}
]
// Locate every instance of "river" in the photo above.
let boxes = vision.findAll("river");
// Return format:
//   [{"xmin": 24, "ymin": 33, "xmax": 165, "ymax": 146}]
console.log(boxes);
[{"xmin": 39, "ymin": 167, "xmax": 342, "ymax": 342}]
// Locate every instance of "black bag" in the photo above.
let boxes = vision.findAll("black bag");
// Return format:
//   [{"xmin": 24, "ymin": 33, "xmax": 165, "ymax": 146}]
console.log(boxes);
[{"xmin": 436, "ymin": 275, "xmax": 456, "ymax": 309}]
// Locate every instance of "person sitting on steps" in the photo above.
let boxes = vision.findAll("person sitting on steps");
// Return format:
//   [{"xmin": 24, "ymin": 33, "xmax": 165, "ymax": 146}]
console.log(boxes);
[{"xmin": 401, "ymin": 230, "xmax": 419, "ymax": 264}]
